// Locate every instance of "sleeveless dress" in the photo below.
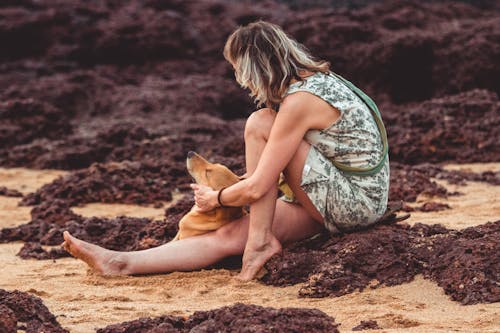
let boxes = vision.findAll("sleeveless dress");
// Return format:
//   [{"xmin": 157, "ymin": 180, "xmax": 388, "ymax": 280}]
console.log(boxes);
[{"xmin": 280, "ymin": 71, "xmax": 390, "ymax": 234}]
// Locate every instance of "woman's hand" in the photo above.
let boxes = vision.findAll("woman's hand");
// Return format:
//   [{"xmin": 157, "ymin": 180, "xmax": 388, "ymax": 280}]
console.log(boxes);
[{"xmin": 190, "ymin": 184, "xmax": 219, "ymax": 212}]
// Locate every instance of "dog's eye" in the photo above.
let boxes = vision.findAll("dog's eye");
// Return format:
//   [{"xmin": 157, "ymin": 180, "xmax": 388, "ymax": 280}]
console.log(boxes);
[{"xmin": 205, "ymin": 169, "xmax": 211, "ymax": 177}]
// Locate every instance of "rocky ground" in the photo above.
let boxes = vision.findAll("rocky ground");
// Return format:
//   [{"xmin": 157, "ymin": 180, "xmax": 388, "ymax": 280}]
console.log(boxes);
[{"xmin": 0, "ymin": 0, "xmax": 499, "ymax": 332}]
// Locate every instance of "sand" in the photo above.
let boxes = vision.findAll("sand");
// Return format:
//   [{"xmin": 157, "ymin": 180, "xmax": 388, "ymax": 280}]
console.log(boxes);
[{"xmin": 0, "ymin": 164, "xmax": 499, "ymax": 332}]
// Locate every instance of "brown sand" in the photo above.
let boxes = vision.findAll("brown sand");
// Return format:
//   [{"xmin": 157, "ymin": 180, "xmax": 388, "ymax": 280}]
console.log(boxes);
[
  {"xmin": 404, "ymin": 162, "xmax": 500, "ymax": 229},
  {"xmin": 0, "ymin": 164, "xmax": 499, "ymax": 332}
]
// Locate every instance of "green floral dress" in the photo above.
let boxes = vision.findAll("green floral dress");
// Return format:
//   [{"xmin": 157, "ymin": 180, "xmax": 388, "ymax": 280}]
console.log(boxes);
[{"xmin": 281, "ymin": 71, "xmax": 390, "ymax": 233}]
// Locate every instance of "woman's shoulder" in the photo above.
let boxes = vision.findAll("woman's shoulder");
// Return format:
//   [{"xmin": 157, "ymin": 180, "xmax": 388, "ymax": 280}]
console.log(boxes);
[
  {"xmin": 280, "ymin": 88, "xmax": 319, "ymax": 108},
  {"xmin": 288, "ymin": 71, "xmax": 325, "ymax": 88},
  {"xmin": 284, "ymin": 72, "xmax": 325, "ymax": 96}
]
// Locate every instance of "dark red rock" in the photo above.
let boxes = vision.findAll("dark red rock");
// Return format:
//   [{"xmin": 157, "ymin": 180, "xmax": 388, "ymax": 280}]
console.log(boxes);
[
  {"xmin": 389, "ymin": 162, "xmax": 500, "ymax": 205},
  {"xmin": 13, "ymin": 159, "xmax": 489, "ymax": 219},
  {"xmin": 0, "ymin": 304, "xmax": 17, "ymax": 333},
  {"xmin": 0, "ymin": 197, "xmax": 189, "ymax": 259},
  {"xmin": 0, "ymin": 1, "xmax": 498, "ymax": 170},
  {"xmin": 1, "ymin": 177, "xmax": 497, "ymax": 305},
  {"xmin": 385, "ymin": 90, "xmax": 500, "ymax": 164},
  {"xmin": 0, "ymin": 289, "xmax": 68, "ymax": 333},
  {"xmin": 0, "ymin": 72, "xmax": 250, "ymax": 170},
  {"xmin": 0, "ymin": 98, "xmax": 71, "ymax": 146},
  {"xmin": 70, "ymin": 3, "xmax": 199, "ymax": 65},
  {"xmin": 352, "ymin": 319, "xmax": 381, "ymax": 331},
  {"xmin": 0, "ymin": 6, "xmax": 64, "ymax": 60},
  {"xmin": 389, "ymin": 163, "xmax": 449, "ymax": 203},
  {"xmin": 261, "ymin": 221, "xmax": 500, "ymax": 305},
  {"xmin": 1, "ymin": 71, "xmax": 114, "ymax": 120},
  {"xmin": 0, "ymin": 0, "xmax": 498, "ymax": 312},
  {"xmin": 17, "ymin": 242, "xmax": 67, "ymax": 260},
  {"xmin": 0, "ymin": 199, "xmax": 82, "ymax": 247},
  {"xmin": 430, "ymin": 168, "xmax": 500, "ymax": 186},
  {"xmin": 97, "ymin": 315, "xmax": 184, "ymax": 333},
  {"xmin": 413, "ymin": 202, "xmax": 450, "ymax": 212},
  {"xmin": 20, "ymin": 161, "xmax": 177, "ymax": 206},
  {"xmin": 422, "ymin": 221, "xmax": 500, "ymax": 304},
  {"xmin": 97, "ymin": 303, "xmax": 339, "ymax": 333},
  {"xmin": 0, "ymin": 186, "xmax": 23, "ymax": 197},
  {"xmin": 285, "ymin": 1, "xmax": 500, "ymax": 105}
]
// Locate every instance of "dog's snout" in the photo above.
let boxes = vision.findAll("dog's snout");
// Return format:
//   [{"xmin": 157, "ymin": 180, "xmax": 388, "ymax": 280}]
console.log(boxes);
[{"xmin": 187, "ymin": 151, "xmax": 195, "ymax": 158}]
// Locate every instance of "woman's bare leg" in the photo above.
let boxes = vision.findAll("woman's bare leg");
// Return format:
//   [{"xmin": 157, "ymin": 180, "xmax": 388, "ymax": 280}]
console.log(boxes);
[
  {"xmin": 237, "ymin": 108, "xmax": 325, "ymax": 280},
  {"xmin": 63, "ymin": 107, "xmax": 326, "ymax": 278},
  {"xmin": 239, "ymin": 108, "xmax": 282, "ymax": 280},
  {"xmin": 62, "ymin": 199, "xmax": 322, "ymax": 276}
]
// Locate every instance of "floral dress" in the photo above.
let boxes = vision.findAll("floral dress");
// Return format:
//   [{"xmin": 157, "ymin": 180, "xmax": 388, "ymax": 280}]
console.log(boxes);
[{"xmin": 280, "ymin": 71, "xmax": 390, "ymax": 234}]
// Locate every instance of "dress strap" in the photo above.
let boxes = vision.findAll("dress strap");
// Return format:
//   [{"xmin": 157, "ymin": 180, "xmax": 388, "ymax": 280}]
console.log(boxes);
[{"xmin": 329, "ymin": 72, "xmax": 389, "ymax": 176}]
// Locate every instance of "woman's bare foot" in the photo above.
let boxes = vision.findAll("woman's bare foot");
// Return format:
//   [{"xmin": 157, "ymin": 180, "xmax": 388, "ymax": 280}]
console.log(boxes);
[
  {"xmin": 62, "ymin": 231, "xmax": 128, "ymax": 275},
  {"xmin": 237, "ymin": 234, "xmax": 282, "ymax": 281}
]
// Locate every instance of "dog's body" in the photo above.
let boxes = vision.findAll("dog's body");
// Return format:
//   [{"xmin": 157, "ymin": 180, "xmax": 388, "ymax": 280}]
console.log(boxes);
[{"xmin": 171, "ymin": 152, "xmax": 247, "ymax": 241}]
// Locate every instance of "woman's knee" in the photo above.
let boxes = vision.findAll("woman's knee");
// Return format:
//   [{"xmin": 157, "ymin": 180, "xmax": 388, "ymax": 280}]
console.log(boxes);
[
  {"xmin": 214, "ymin": 220, "xmax": 248, "ymax": 254},
  {"xmin": 244, "ymin": 108, "xmax": 276, "ymax": 141}
]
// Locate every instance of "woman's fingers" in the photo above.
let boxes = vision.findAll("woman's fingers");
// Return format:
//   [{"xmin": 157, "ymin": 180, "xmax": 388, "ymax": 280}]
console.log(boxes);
[{"xmin": 191, "ymin": 183, "xmax": 215, "ymax": 211}]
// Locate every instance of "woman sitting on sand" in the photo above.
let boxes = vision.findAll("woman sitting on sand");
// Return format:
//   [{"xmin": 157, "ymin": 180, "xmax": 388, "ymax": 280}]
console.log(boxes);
[{"xmin": 63, "ymin": 20, "xmax": 389, "ymax": 281}]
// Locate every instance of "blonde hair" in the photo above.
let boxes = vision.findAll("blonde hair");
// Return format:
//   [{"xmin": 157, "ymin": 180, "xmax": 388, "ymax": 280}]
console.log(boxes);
[{"xmin": 223, "ymin": 20, "xmax": 330, "ymax": 109}]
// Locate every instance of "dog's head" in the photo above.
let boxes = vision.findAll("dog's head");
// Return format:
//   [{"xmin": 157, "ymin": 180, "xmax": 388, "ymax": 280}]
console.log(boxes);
[
  {"xmin": 186, "ymin": 151, "xmax": 240, "ymax": 190},
  {"xmin": 175, "ymin": 151, "xmax": 246, "ymax": 240}
]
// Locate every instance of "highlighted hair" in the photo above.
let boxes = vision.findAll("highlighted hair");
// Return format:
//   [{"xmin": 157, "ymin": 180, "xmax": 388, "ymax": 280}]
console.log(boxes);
[{"xmin": 223, "ymin": 20, "xmax": 330, "ymax": 109}]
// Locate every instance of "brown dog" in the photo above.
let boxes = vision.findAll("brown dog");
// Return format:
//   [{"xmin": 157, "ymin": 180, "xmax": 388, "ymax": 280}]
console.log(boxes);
[{"xmin": 171, "ymin": 151, "xmax": 247, "ymax": 241}]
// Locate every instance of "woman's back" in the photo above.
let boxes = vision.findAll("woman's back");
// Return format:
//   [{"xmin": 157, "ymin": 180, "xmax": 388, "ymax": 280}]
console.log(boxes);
[
  {"xmin": 283, "ymin": 71, "xmax": 390, "ymax": 232},
  {"xmin": 285, "ymin": 71, "xmax": 384, "ymax": 170}
]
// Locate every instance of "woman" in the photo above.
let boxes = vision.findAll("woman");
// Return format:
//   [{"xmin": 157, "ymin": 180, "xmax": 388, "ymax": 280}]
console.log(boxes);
[{"xmin": 63, "ymin": 20, "xmax": 389, "ymax": 281}]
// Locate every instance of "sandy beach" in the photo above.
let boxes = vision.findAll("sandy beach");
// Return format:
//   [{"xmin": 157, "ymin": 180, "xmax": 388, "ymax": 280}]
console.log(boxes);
[
  {"xmin": 1, "ymin": 0, "xmax": 499, "ymax": 331},
  {"xmin": 1, "ymin": 164, "xmax": 498, "ymax": 332}
]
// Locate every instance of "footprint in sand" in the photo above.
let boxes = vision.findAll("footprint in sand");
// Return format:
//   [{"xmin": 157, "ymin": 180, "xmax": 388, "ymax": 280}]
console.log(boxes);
[
  {"xmin": 378, "ymin": 313, "xmax": 421, "ymax": 329},
  {"xmin": 100, "ymin": 296, "xmax": 132, "ymax": 302},
  {"xmin": 26, "ymin": 288, "xmax": 50, "ymax": 297}
]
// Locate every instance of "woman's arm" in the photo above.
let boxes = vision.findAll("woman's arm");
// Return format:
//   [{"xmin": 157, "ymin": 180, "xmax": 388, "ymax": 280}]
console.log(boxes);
[{"xmin": 193, "ymin": 93, "xmax": 318, "ymax": 210}]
